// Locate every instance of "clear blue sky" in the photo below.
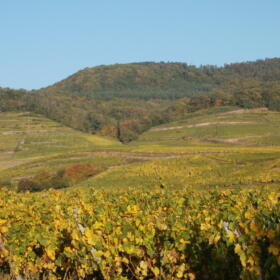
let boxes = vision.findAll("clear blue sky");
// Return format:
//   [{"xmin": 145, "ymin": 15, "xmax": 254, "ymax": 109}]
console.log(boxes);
[{"xmin": 1, "ymin": 0, "xmax": 279, "ymax": 90}]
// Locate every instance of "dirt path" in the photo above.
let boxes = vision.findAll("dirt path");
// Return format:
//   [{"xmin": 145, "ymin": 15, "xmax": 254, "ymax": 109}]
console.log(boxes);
[
  {"xmin": 0, "ymin": 150, "xmax": 233, "ymax": 172},
  {"xmin": 86, "ymin": 151, "xmax": 183, "ymax": 160},
  {"xmin": 0, "ymin": 159, "xmax": 31, "ymax": 169},
  {"xmin": 150, "ymin": 121, "xmax": 260, "ymax": 132},
  {"xmin": 221, "ymin": 108, "xmax": 268, "ymax": 115},
  {"xmin": 84, "ymin": 151, "xmax": 234, "ymax": 161},
  {"xmin": 139, "ymin": 134, "xmax": 279, "ymax": 145},
  {"xmin": 0, "ymin": 129, "xmax": 71, "ymax": 135},
  {"xmin": 199, "ymin": 134, "xmax": 276, "ymax": 144}
]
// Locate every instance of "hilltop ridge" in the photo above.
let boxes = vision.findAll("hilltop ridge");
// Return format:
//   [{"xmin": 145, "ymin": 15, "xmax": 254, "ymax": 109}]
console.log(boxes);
[
  {"xmin": 39, "ymin": 58, "xmax": 280, "ymax": 99},
  {"xmin": 0, "ymin": 58, "xmax": 280, "ymax": 142}
]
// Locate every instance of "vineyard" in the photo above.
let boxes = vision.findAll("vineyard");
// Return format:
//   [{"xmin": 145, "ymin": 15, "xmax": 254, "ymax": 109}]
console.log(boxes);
[
  {"xmin": 0, "ymin": 108, "xmax": 280, "ymax": 279},
  {"xmin": 139, "ymin": 107, "xmax": 280, "ymax": 145},
  {"xmin": 76, "ymin": 151, "xmax": 280, "ymax": 190},
  {"xmin": 0, "ymin": 186, "xmax": 279, "ymax": 279}
]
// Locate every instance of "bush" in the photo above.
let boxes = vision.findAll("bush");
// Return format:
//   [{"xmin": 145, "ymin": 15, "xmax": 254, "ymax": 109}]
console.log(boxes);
[
  {"xmin": 49, "ymin": 175, "xmax": 70, "ymax": 189},
  {"xmin": 17, "ymin": 164, "xmax": 98, "ymax": 193},
  {"xmin": 17, "ymin": 179, "xmax": 38, "ymax": 192},
  {"xmin": 62, "ymin": 163, "xmax": 99, "ymax": 183},
  {"xmin": 17, "ymin": 171, "xmax": 70, "ymax": 192}
]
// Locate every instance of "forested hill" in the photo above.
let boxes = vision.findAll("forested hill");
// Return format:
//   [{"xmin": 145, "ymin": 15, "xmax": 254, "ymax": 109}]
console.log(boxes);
[
  {"xmin": 40, "ymin": 62, "xmax": 213, "ymax": 99},
  {"xmin": 39, "ymin": 58, "xmax": 280, "ymax": 99},
  {"xmin": 1, "ymin": 58, "xmax": 280, "ymax": 142}
]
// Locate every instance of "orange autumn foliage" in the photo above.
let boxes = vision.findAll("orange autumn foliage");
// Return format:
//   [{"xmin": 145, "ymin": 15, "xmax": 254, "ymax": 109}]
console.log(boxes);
[
  {"xmin": 215, "ymin": 99, "xmax": 222, "ymax": 107},
  {"xmin": 63, "ymin": 163, "xmax": 99, "ymax": 183}
]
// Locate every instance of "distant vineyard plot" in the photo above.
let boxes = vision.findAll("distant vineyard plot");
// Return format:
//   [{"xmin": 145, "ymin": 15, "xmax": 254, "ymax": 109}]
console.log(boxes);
[
  {"xmin": 1, "ymin": 108, "xmax": 280, "ymax": 190},
  {"xmin": 0, "ymin": 112, "xmax": 121, "ymax": 185},
  {"xmin": 139, "ymin": 107, "xmax": 280, "ymax": 145}
]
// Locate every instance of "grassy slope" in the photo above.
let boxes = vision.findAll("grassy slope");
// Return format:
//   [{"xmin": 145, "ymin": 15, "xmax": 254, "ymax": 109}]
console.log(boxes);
[
  {"xmin": 75, "ymin": 107, "xmax": 280, "ymax": 190},
  {"xmin": 1, "ymin": 108, "xmax": 280, "ymax": 191},
  {"xmin": 138, "ymin": 107, "xmax": 280, "ymax": 145},
  {"xmin": 0, "ymin": 112, "xmax": 122, "ymax": 183}
]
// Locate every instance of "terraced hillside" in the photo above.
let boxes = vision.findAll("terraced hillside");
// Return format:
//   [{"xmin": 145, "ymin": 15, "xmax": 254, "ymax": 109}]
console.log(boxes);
[
  {"xmin": 138, "ymin": 107, "xmax": 280, "ymax": 145},
  {"xmin": 1, "ymin": 108, "xmax": 280, "ymax": 279},
  {"xmin": 72, "ymin": 107, "xmax": 280, "ymax": 190},
  {"xmin": 1, "ymin": 108, "xmax": 280, "ymax": 191},
  {"xmin": 0, "ymin": 112, "xmax": 122, "ymax": 185}
]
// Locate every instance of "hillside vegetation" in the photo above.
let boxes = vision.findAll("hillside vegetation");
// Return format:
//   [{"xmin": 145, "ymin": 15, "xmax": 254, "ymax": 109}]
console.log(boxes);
[
  {"xmin": 0, "ymin": 106, "xmax": 280, "ymax": 279},
  {"xmin": 1, "ymin": 58, "xmax": 280, "ymax": 142},
  {"xmin": 0, "ymin": 112, "xmax": 122, "ymax": 190},
  {"xmin": 39, "ymin": 59, "xmax": 280, "ymax": 100},
  {"xmin": 76, "ymin": 108, "xmax": 280, "ymax": 190},
  {"xmin": 1, "ymin": 107, "xmax": 279, "ymax": 192},
  {"xmin": 1, "ymin": 59, "xmax": 280, "ymax": 279},
  {"xmin": 139, "ymin": 107, "xmax": 280, "ymax": 145},
  {"xmin": 0, "ymin": 186, "xmax": 279, "ymax": 279}
]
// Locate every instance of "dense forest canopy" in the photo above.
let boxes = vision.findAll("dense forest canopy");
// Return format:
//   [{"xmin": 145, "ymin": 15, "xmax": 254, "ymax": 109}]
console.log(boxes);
[{"xmin": 1, "ymin": 58, "xmax": 280, "ymax": 142}]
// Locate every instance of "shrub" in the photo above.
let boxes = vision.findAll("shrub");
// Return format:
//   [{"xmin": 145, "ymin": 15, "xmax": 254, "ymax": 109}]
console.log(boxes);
[
  {"xmin": 17, "ymin": 171, "xmax": 70, "ymax": 192},
  {"xmin": 49, "ymin": 175, "xmax": 70, "ymax": 189},
  {"xmin": 17, "ymin": 179, "xmax": 38, "ymax": 192},
  {"xmin": 17, "ymin": 164, "xmax": 98, "ymax": 193},
  {"xmin": 63, "ymin": 163, "xmax": 99, "ymax": 183}
]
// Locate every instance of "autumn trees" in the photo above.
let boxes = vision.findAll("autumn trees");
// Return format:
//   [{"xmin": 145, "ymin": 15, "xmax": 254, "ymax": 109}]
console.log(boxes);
[{"xmin": 1, "ymin": 58, "xmax": 280, "ymax": 142}]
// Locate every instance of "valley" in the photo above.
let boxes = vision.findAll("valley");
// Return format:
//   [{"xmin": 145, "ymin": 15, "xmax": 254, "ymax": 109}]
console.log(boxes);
[{"xmin": 1, "ymin": 107, "xmax": 279, "ymax": 192}]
